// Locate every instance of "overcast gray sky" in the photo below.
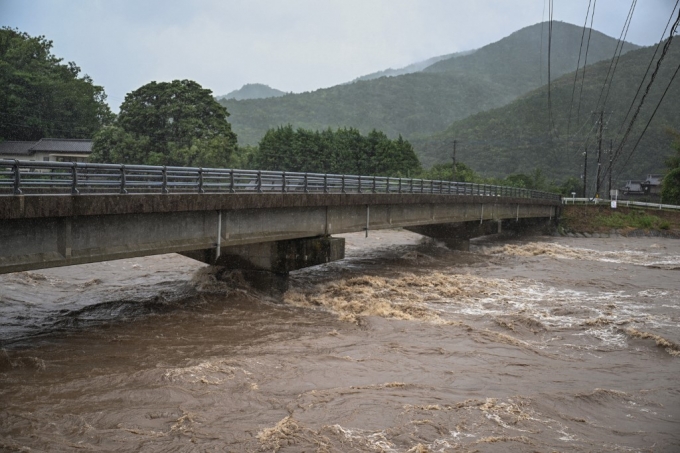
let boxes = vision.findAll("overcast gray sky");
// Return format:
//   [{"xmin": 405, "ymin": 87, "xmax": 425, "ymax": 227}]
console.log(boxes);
[{"xmin": 1, "ymin": 0, "xmax": 676, "ymax": 110}]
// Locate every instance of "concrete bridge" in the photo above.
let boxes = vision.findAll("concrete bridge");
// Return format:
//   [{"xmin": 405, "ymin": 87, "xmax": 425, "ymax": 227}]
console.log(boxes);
[{"xmin": 0, "ymin": 160, "xmax": 561, "ymax": 281}]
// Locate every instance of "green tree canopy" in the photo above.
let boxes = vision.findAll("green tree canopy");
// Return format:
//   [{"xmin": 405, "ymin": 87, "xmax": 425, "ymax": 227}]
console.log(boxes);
[
  {"xmin": 253, "ymin": 125, "xmax": 421, "ymax": 176},
  {"xmin": 0, "ymin": 27, "xmax": 113, "ymax": 141},
  {"xmin": 661, "ymin": 132, "xmax": 680, "ymax": 205},
  {"xmin": 91, "ymin": 80, "xmax": 238, "ymax": 166}
]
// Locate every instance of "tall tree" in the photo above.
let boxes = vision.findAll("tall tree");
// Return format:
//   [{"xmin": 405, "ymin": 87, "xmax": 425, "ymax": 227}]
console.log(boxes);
[
  {"xmin": 91, "ymin": 80, "xmax": 238, "ymax": 167},
  {"xmin": 0, "ymin": 27, "xmax": 113, "ymax": 141}
]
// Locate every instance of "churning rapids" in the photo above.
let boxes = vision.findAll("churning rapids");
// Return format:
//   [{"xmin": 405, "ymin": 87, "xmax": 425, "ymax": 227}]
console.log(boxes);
[{"xmin": 1, "ymin": 231, "xmax": 679, "ymax": 452}]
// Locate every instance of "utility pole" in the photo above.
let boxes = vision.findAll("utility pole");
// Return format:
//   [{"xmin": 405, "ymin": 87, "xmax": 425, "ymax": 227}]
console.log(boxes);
[
  {"xmin": 583, "ymin": 146, "xmax": 588, "ymax": 198},
  {"xmin": 608, "ymin": 138, "xmax": 613, "ymax": 197},
  {"xmin": 595, "ymin": 111, "xmax": 604, "ymax": 198},
  {"xmin": 452, "ymin": 140, "xmax": 457, "ymax": 182}
]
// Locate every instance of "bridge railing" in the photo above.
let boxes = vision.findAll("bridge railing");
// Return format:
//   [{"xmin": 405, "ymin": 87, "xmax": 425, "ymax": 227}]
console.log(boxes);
[{"xmin": 0, "ymin": 159, "xmax": 561, "ymax": 201}]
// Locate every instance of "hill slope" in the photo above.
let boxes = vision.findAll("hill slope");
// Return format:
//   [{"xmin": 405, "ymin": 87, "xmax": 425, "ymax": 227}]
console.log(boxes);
[
  {"xmin": 218, "ymin": 83, "xmax": 286, "ymax": 101},
  {"xmin": 413, "ymin": 40, "xmax": 680, "ymax": 183},
  {"xmin": 222, "ymin": 21, "xmax": 637, "ymax": 146},
  {"xmin": 351, "ymin": 49, "xmax": 476, "ymax": 82}
]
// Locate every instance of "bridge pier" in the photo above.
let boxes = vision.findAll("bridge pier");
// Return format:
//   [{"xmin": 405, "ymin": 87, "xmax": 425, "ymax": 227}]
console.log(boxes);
[
  {"xmin": 405, "ymin": 220, "xmax": 501, "ymax": 251},
  {"xmin": 180, "ymin": 236, "xmax": 345, "ymax": 293}
]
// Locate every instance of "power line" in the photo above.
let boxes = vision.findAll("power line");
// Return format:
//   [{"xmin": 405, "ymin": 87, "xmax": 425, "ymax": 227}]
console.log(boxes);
[
  {"xmin": 594, "ymin": 0, "xmax": 638, "ymax": 112},
  {"xmin": 575, "ymin": 0, "xmax": 598, "ymax": 127},
  {"xmin": 616, "ymin": 58, "xmax": 680, "ymax": 177},
  {"xmin": 567, "ymin": 0, "xmax": 593, "ymax": 135},
  {"xmin": 618, "ymin": 0, "xmax": 680, "ymax": 134},
  {"xmin": 612, "ymin": 7, "xmax": 680, "ymax": 167}
]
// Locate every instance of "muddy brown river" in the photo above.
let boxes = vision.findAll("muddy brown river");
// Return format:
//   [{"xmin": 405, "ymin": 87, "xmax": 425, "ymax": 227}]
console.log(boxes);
[{"xmin": 1, "ymin": 231, "xmax": 679, "ymax": 452}]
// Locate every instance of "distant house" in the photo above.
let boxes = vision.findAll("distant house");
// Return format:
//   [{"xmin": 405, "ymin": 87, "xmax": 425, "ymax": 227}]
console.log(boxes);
[
  {"xmin": 622, "ymin": 180, "xmax": 644, "ymax": 195},
  {"xmin": 641, "ymin": 174, "xmax": 663, "ymax": 196},
  {"xmin": 0, "ymin": 138, "xmax": 93, "ymax": 162}
]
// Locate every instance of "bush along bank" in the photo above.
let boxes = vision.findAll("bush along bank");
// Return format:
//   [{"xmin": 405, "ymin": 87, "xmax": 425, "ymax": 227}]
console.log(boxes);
[{"xmin": 557, "ymin": 205, "xmax": 680, "ymax": 239}]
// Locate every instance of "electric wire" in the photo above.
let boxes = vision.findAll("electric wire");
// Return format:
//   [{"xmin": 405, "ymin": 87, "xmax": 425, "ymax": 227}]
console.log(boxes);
[
  {"xmin": 594, "ymin": 0, "xmax": 638, "ymax": 113},
  {"xmin": 618, "ymin": 0, "xmax": 680, "ymax": 134},
  {"xmin": 567, "ymin": 0, "xmax": 593, "ymax": 135},
  {"xmin": 575, "ymin": 0, "xmax": 597, "ymax": 127}
]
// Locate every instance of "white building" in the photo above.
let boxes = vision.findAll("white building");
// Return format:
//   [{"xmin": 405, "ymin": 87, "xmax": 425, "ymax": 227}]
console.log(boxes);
[{"xmin": 0, "ymin": 138, "xmax": 93, "ymax": 162}]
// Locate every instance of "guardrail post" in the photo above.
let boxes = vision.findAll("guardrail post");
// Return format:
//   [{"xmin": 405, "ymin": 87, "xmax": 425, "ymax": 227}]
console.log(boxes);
[
  {"xmin": 282, "ymin": 171, "xmax": 287, "ymax": 193},
  {"xmin": 358, "ymin": 175, "xmax": 362, "ymax": 193},
  {"xmin": 372, "ymin": 176, "xmax": 376, "ymax": 193},
  {"xmin": 386, "ymin": 177, "xmax": 390, "ymax": 193},
  {"xmin": 304, "ymin": 173, "xmax": 309, "ymax": 193},
  {"xmin": 198, "ymin": 168, "xmax": 204, "ymax": 193},
  {"xmin": 257, "ymin": 170, "xmax": 262, "ymax": 193},
  {"xmin": 398, "ymin": 178, "xmax": 402, "ymax": 194},
  {"xmin": 324, "ymin": 174, "xmax": 328, "ymax": 193},
  {"xmin": 71, "ymin": 163, "xmax": 79, "ymax": 195},
  {"xmin": 120, "ymin": 165, "xmax": 127, "ymax": 194},
  {"xmin": 12, "ymin": 160, "xmax": 22, "ymax": 195},
  {"xmin": 161, "ymin": 166, "xmax": 168, "ymax": 194},
  {"xmin": 341, "ymin": 174, "xmax": 346, "ymax": 194},
  {"xmin": 420, "ymin": 179, "xmax": 424, "ymax": 193},
  {"xmin": 229, "ymin": 169, "xmax": 235, "ymax": 193}
]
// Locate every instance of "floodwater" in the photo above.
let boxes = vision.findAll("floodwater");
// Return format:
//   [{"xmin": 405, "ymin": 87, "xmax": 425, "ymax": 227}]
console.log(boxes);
[{"xmin": 1, "ymin": 230, "xmax": 679, "ymax": 452}]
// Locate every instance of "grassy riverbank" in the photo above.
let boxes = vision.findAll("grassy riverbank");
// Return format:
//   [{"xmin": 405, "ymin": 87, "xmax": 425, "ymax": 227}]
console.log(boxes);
[{"xmin": 559, "ymin": 205, "xmax": 680, "ymax": 236}]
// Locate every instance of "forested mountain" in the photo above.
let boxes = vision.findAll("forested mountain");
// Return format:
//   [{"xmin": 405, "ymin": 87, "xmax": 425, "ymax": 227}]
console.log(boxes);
[
  {"xmin": 413, "ymin": 40, "xmax": 680, "ymax": 184},
  {"xmin": 221, "ymin": 21, "xmax": 637, "ymax": 146},
  {"xmin": 217, "ymin": 83, "xmax": 286, "ymax": 101},
  {"xmin": 351, "ymin": 49, "xmax": 476, "ymax": 82},
  {"xmin": 424, "ymin": 21, "xmax": 638, "ymax": 98}
]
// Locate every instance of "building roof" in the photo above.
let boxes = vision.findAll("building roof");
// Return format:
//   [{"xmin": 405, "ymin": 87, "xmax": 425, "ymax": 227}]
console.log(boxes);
[
  {"xmin": 0, "ymin": 141, "xmax": 39, "ymax": 156},
  {"xmin": 0, "ymin": 138, "xmax": 93, "ymax": 156}
]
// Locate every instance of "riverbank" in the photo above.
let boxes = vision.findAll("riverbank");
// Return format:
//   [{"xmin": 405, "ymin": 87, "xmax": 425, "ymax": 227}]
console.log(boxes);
[{"xmin": 558, "ymin": 204, "xmax": 680, "ymax": 238}]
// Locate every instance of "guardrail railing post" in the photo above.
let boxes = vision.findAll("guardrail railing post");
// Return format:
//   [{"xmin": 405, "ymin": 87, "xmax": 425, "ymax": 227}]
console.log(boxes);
[
  {"xmin": 12, "ymin": 160, "xmax": 22, "ymax": 195},
  {"xmin": 71, "ymin": 163, "xmax": 79, "ymax": 195},
  {"xmin": 398, "ymin": 178, "xmax": 402, "ymax": 194},
  {"xmin": 229, "ymin": 169, "xmax": 235, "ymax": 193},
  {"xmin": 304, "ymin": 173, "xmax": 309, "ymax": 193},
  {"xmin": 161, "ymin": 166, "xmax": 168, "ymax": 194},
  {"xmin": 324, "ymin": 174, "xmax": 328, "ymax": 193},
  {"xmin": 372, "ymin": 176, "xmax": 376, "ymax": 193},
  {"xmin": 120, "ymin": 165, "xmax": 127, "ymax": 194},
  {"xmin": 257, "ymin": 170, "xmax": 262, "ymax": 193},
  {"xmin": 282, "ymin": 171, "xmax": 286, "ymax": 193},
  {"xmin": 198, "ymin": 168, "xmax": 204, "ymax": 193},
  {"xmin": 358, "ymin": 175, "xmax": 362, "ymax": 193},
  {"xmin": 341, "ymin": 174, "xmax": 346, "ymax": 193}
]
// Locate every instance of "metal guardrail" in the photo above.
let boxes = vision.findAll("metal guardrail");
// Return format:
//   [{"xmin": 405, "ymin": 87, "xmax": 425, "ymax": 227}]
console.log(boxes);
[
  {"xmin": 0, "ymin": 159, "xmax": 561, "ymax": 201},
  {"xmin": 562, "ymin": 197, "xmax": 680, "ymax": 211}
]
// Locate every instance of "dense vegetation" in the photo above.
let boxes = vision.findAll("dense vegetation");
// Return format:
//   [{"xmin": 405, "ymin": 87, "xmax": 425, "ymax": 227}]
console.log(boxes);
[
  {"xmin": 414, "ymin": 40, "xmax": 680, "ymax": 185},
  {"xmin": 220, "ymin": 21, "xmax": 637, "ymax": 146},
  {"xmin": 661, "ymin": 132, "xmax": 680, "ymax": 204},
  {"xmin": 0, "ymin": 27, "xmax": 113, "ymax": 141},
  {"xmin": 250, "ymin": 125, "xmax": 421, "ymax": 176},
  {"xmin": 91, "ymin": 80, "xmax": 238, "ymax": 167}
]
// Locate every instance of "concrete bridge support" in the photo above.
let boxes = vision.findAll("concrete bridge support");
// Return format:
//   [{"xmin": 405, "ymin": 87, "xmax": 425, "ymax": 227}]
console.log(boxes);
[{"xmin": 180, "ymin": 236, "xmax": 345, "ymax": 293}]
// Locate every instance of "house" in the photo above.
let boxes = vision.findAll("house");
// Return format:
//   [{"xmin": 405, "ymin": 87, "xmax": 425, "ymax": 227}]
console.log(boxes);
[
  {"xmin": 0, "ymin": 138, "xmax": 93, "ymax": 162},
  {"xmin": 622, "ymin": 180, "xmax": 644, "ymax": 195},
  {"xmin": 641, "ymin": 174, "xmax": 663, "ymax": 196}
]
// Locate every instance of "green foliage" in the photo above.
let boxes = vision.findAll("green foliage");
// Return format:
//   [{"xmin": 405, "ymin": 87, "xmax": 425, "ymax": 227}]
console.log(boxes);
[
  {"xmin": 595, "ymin": 210, "xmax": 671, "ymax": 230},
  {"xmin": 419, "ymin": 162, "xmax": 478, "ymax": 182},
  {"xmin": 251, "ymin": 125, "xmax": 421, "ymax": 176},
  {"xmin": 0, "ymin": 27, "xmax": 113, "ymax": 141},
  {"xmin": 661, "ymin": 133, "xmax": 680, "ymax": 205},
  {"xmin": 221, "ymin": 22, "xmax": 635, "ymax": 147},
  {"xmin": 91, "ymin": 80, "xmax": 238, "ymax": 167}
]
